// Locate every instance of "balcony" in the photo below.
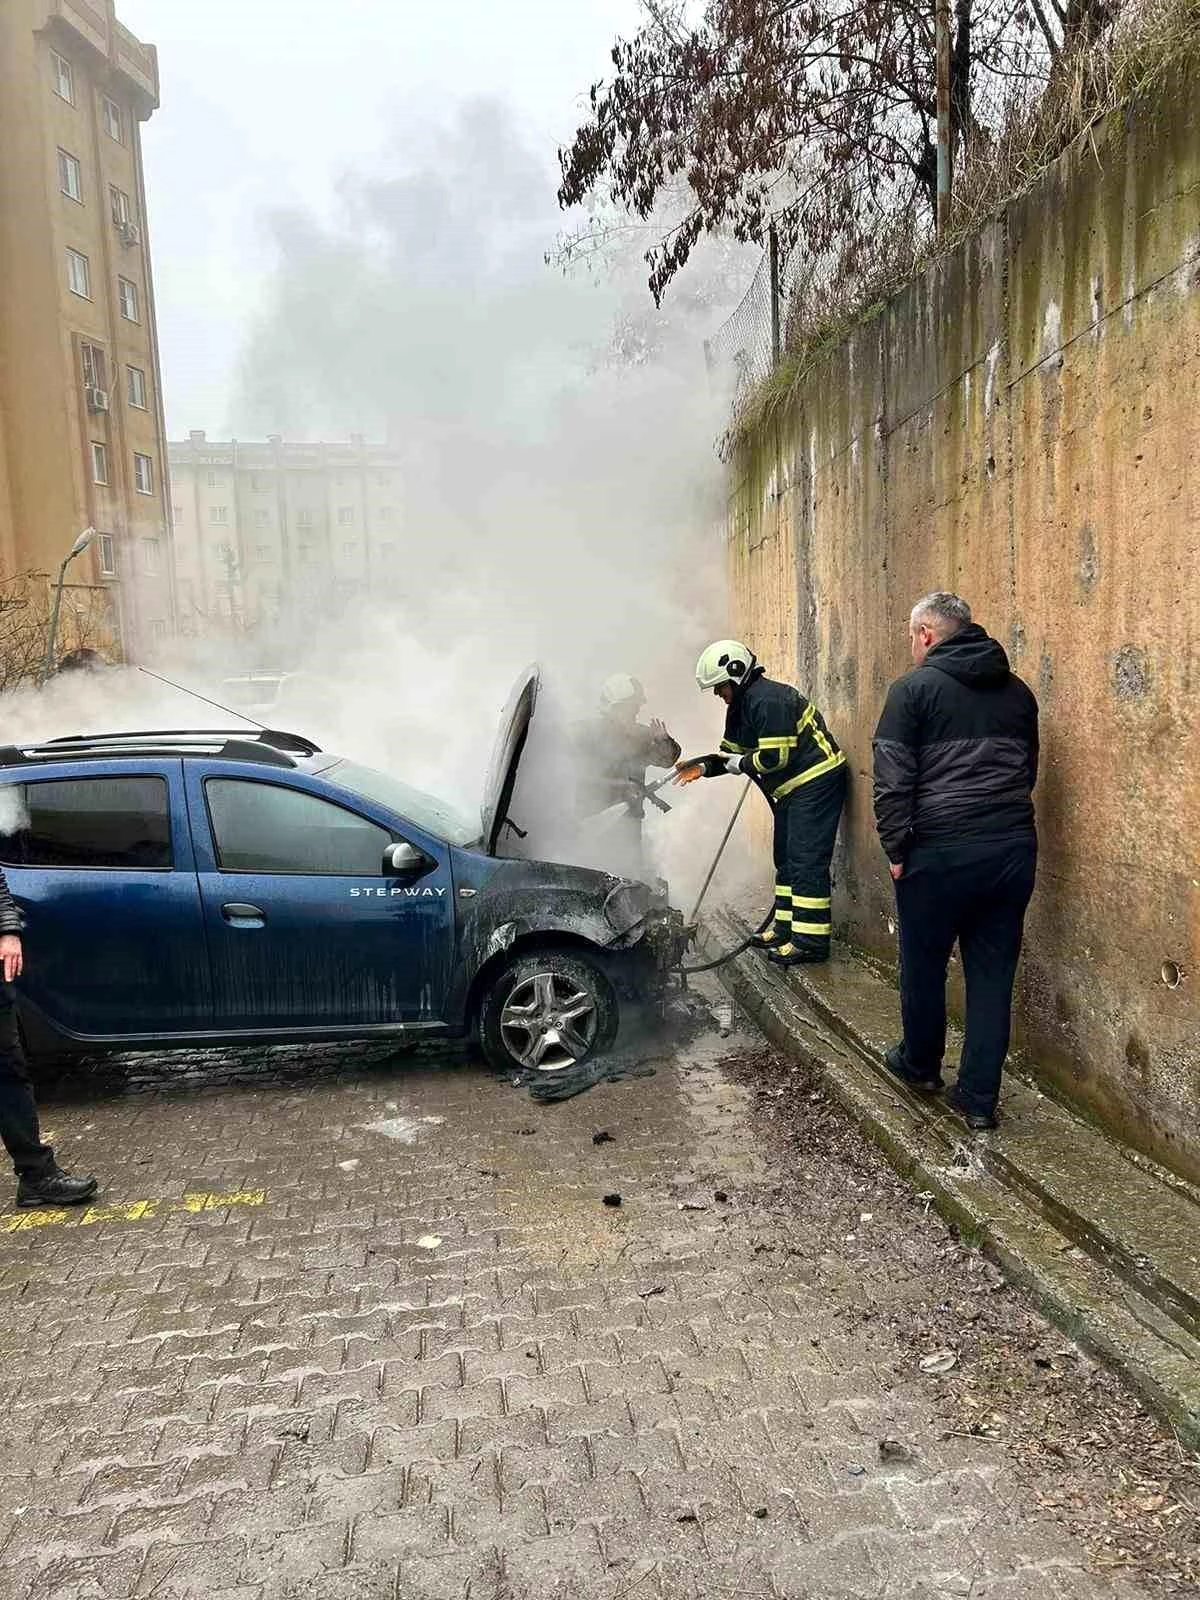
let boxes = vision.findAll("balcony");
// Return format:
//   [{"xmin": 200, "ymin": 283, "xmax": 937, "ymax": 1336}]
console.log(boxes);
[{"xmin": 44, "ymin": 1, "xmax": 160, "ymax": 114}]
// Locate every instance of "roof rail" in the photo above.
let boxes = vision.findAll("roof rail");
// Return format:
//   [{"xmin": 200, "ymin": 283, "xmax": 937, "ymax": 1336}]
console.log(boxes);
[{"xmin": 0, "ymin": 727, "xmax": 322, "ymax": 771}]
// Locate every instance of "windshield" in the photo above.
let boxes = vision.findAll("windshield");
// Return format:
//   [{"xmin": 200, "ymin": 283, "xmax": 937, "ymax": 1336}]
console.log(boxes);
[{"xmin": 325, "ymin": 760, "xmax": 479, "ymax": 847}]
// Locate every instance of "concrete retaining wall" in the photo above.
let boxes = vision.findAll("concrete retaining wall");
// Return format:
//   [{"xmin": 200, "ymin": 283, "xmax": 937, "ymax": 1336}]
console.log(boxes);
[{"xmin": 728, "ymin": 84, "xmax": 1200, "ymax": 1178}]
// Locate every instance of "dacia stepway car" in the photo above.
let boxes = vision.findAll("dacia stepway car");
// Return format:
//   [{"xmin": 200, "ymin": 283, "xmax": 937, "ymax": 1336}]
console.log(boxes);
[{"xmin": 0, "ymin": 671, "xmax": 683, "ymax": 1074}]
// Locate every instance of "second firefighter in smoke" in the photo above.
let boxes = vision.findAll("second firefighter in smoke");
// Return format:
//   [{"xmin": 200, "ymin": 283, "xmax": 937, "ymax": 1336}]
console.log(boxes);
[{"xmin": 676, "ymin": 641, "xmax": 846, "ymax": 964}]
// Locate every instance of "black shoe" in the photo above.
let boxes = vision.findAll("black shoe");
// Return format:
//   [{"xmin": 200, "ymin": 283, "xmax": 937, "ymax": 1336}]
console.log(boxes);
[
  {"xmin": 943, "ymin": 1088, "xmax": 998, "ymax": 1131},
  {"xmin": 16, "ymin": 1169, "xmax": 99, "ymax": 1209},
  {"xmin": 766, "ymin": 944, "xmax": 829, "ymax": 968},
  {"xmin": 883, "ymin": 1043, "xmax": 943, "ymax": 1094},
  {"xmin": 750, "ymin": 928, "xmax": 783, "ymax": 950}
]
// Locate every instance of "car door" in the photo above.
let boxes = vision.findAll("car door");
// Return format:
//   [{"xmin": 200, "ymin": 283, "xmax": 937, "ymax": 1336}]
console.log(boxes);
[
  {"xmin": 0, "ymin": 761, "xmax": 213, "ymax": 1040},
  {"xmin": 185, "ymin": 764, "xmax": 454, "ymax": 1032}
]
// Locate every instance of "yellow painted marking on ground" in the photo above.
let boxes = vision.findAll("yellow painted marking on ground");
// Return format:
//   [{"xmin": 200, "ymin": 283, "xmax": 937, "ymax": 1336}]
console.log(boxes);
[
  {"xmin": 0, "ymin": 1208, "xmax": 72, "ymax": 1232},
  {"xmin": 80, "ymin": 1198, "xmax": 161, "ymax": 1226},
  {"xmin": 0, "ymin": 1188, "xmax": 266, "ymax": 1235},
  {"xmin": 178, "ymin": 1189, "xmax": 266, "ymax": 1214}
]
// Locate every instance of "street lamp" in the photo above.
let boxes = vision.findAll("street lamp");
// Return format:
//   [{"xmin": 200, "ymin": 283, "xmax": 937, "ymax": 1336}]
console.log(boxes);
[{"xmin": 41, "ymin": 526, "xmax": 96, "ymax": 683}]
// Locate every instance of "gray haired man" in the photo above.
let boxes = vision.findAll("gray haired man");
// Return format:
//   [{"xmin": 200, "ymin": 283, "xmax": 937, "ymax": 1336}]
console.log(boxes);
[{"xmin": 872, "ymin": 594, "xmax": 1039, "ymax": 1129}]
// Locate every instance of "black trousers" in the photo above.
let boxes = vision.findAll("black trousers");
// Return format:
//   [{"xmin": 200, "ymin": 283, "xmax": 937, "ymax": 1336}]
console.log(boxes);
[
  {"xmin": 0, "ymin": 990, "xmax": 54, "ymax": 1180},
  {"xmin": 894, "ymin": 835, "xmax": 1037, "ymax": 1113},
  {"xmin": 769, "ymin": 765, "xmax": 848, "ymax": 957}
]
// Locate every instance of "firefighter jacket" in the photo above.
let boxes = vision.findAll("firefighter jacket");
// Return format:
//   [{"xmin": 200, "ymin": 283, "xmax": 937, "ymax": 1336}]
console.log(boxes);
[
  {"xmin": 713, "ymin": 669, "xmax": 845, "ymax": 805},
  {"xmin": 872, "ymin": 624, "xmax": 1039, "ymax": 865},
  {"xmin": 574, "ymin": 714, "xmax": 682, "ymax": 818}
]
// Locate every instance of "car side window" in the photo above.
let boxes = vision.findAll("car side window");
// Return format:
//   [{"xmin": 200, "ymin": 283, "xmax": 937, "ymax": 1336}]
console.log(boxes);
[
  {"xmin": 0, "ymin": 777, "xmax": 172, "ymax": 869},
  {"xmin": 206, "ymin": 779, "xmax": 392, "ymax": 875}
]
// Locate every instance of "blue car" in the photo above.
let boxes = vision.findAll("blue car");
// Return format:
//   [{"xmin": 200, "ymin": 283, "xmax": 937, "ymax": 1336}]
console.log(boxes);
[{"xmin": 0, "ymin": 671, "xmax": 683, "ymax": 1075}]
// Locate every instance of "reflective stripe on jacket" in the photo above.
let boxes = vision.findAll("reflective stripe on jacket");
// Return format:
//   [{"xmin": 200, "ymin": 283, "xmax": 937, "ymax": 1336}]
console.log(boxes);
[{"xmin": 719, "ymin": 670, "xmax": 845, "ymax": 803}]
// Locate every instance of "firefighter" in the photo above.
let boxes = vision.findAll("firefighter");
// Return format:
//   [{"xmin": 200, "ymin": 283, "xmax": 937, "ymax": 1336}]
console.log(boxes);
[
  {"xmin": 675, "ymin": 641, "xmax": 847, "ymax": 964},
  {"xmin": 573, "ymin": 674, "xmax": 681, "ymax": 879}
]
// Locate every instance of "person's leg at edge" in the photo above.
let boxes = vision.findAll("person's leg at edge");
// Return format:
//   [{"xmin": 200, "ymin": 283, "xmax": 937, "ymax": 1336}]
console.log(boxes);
[
  {"xmin": 0, "ymin": 989, "xmax": 55, "ymax": 1182},
  {"xmin": 953, "ymin": 839, "xmax": 1037, "ymax": 1118},
  {"xmin": 0, "ymin": 988, "xmax": 97, "ymax": 1207}
]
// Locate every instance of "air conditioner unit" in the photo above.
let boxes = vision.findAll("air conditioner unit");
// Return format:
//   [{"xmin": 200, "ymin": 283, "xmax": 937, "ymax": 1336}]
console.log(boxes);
[
  {"xmin": 85, "ymin": 386, "xmax": 110, "ymax": 413},
  {"xmin": 117, "ymin": 220, "xmax": 140, "ymax": 248}
]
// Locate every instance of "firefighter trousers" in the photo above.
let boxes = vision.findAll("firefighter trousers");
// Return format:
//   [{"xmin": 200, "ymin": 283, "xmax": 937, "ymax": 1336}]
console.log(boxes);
[{"xmin": 764, "ymin": 764, "xmax": 847, "ymax": 957}]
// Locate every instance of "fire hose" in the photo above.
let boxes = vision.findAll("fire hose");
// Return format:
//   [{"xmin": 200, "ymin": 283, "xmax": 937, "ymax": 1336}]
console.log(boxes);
[{"xmin": 673, "ymin": 779, "xmax": 773, "ymax": 976}]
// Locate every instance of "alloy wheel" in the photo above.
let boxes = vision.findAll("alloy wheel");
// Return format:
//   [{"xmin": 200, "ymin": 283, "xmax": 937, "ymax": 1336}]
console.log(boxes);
[{"xmin": 499, "ymin": 969, "xmax": 599, "ymax": 1071}]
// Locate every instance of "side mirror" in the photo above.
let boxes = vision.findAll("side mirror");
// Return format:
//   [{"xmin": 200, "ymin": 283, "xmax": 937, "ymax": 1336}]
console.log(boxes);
[{"xmin": 384, "ymin": 841, "xmax": 428, "ymax": 876}]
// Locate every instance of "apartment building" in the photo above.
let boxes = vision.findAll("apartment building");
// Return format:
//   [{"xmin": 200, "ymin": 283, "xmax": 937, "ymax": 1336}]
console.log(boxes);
[
  {"xmin": 168, "ymin": 434, "xmax": 403, "ymax": 632},
  {"xmin": 0, "ymin": 0, "xmax": 172, "ymax": 660}
]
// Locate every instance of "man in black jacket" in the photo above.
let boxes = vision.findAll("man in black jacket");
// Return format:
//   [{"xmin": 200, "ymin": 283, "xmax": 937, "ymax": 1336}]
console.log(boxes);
[
  {"xmin": 0, "ymin": 868, "xmax": 97, "ymax": 1208},
  {"xmin": 677, "ymin": 640, "xmax": 846, "ymax": 964},
  {"xmin": 873, "ymin": 594, "xmax": 1039, "ymax": 1129}
]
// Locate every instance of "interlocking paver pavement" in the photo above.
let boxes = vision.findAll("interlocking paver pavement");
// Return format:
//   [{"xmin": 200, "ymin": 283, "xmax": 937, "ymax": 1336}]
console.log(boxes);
[{"xmin": 0, "ymin": 1035, "xmax": 1143, "ymax": 1600}]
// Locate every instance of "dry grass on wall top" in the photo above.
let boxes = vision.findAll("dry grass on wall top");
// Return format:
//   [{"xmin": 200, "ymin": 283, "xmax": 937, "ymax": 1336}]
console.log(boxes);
[{"xmin": 726, "ymin": 0, "xmax": 1200, "ymax": 458}]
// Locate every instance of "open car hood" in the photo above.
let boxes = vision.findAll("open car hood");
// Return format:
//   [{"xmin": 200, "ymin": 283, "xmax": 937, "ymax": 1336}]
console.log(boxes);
[{"xmin": 480, "ymin": 665, "xmax": 540, "ymax": 857}]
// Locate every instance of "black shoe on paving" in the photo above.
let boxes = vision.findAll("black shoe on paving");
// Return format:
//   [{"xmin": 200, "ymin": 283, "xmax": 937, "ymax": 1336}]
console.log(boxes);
[
  {"xmin": 943, "ymin": 1088, "xmax": 998, "ymax": 1131},
  {"xmin": 16, "ymin": 1169, "xmax": 99, "ymax": 1209},
  {"xmin": 883, "ymin": 1043, "xmax": 943, "ymax": 1094}
]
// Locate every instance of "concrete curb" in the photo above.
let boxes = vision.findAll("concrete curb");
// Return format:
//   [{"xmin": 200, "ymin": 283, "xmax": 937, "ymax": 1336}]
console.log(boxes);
[{"xmin": 711, "ymin": 916, "xmax": 1200, "ymax": 1450}]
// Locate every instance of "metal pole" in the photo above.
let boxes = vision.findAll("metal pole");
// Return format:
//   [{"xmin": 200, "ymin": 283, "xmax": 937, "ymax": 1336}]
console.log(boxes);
[
  {"xmin": 687, "ymin": 779, "xmax": 753, "ymax": 927},
  {"xmin": 935, "ymin": 0, "xmax": 953, "ymax": 235},
  {"xmin": 41, "ymin": 556, "xmax": 71, "ymax": 683},
  {"xmin": 768, "ymin": 223, "xmax": 782, "ymax": 365}
]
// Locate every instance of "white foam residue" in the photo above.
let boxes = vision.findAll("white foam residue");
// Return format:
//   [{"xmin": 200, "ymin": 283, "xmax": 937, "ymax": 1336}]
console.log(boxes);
[{"xmin": 362, "ymin": 1114, "xmax": 445, "ymax": 1144}]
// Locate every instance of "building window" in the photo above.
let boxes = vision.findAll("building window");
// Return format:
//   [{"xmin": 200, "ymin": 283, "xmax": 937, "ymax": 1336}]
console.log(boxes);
[
  {"xmin": 209, "ymin": 506, "xmax": 229, "ymax": 525},
  {"xmin": 151, "ymin": 620, "xmax": 168, "ymax": 641},
  {"xmin": 133, "ymin": 453, "xmax": 154, "ymax": 495},
  {"xmin": 256, "ymin": 545, "xmax": 273, "ymax": 561},
  {"xmin": 141, "ymin": 539, "xmax": 160, "ymax": 575},
  {"xmin": 298, "ymin": 544, "xmax": 311, "ymax": 563},
  {"xmin": 66, "ymin": 248, "xmax": 91, "ymax": 299},
  {"xmin": 342, "ymin": 541, "xmax": 358, "ymax": 556},
  {"xmin": 338, "ymin": 506, "xmax": 354, "ymax": 525},
  {"xmin": 102, "ymin": 96, "xmax": 124, "ymax": 144},
  {"xmin": 378, "ymin": 506, "xmax": 393, "ymax": 522},
  {"xmin": 126, "ymin": 366, "xmax": 148, "ymax": 409},
  {"xmin": 97, "ymin": 533, "xmax": 116, "ymax": 576},
  {"xmin": 52, "ymin": 51, "xmax": 74, "ymax": 105},
  {"xmin": 58, "ymin": 150, "xmax": 82, "ymax": 203},
  {"xmin": 378, "ymin": 543, "xmax": 395, "ymax": 559},
  {"xmin": 376, "ymin": 473, "xmax": 389, "ymax": 487},
  {"xmin": 109, "ymin": 185, "xmax": 132, "ymax": 226},
  {"xmin": 118, "ymin": 277, "xmax": 139, "ymax": 322},
  {"xmin": 90, "ymin": 442, "xmax": 109, "ymax": 485},
  {"xmin": 80, "ymin": 342, "xmax": 106, "ymax": 391},
  {"xmin": 172, "ymin": 504, "xmax": 183, "ymax": 523},
  {"xmin": 254, "ymin": 509, "xmax": 269, "ymax": 527},
  {"xmin": 297, "ymin": 509, "xmax": 313, "ymax": 530},
  {"xmin": 250, "ymin": 474, "xmax": 267, "ymax": 492}
]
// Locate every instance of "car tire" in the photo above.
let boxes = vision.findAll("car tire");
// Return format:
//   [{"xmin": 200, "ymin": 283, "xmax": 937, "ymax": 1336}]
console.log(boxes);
[{"xmin": 479, "ymin": 950, "xmax": 618, "ymax": 1075}]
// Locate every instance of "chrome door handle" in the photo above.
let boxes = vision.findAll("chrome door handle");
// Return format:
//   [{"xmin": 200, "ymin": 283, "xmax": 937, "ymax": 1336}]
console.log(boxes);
[{"xmin": 221, "ymin": 902, "xmax": 265, "ymax": 928}]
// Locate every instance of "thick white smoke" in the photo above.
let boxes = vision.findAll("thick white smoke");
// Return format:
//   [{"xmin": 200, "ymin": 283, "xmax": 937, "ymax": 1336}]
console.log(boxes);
[{"xmin": 1, "ymin": 99, "xmax": 771, "ymax": 913}]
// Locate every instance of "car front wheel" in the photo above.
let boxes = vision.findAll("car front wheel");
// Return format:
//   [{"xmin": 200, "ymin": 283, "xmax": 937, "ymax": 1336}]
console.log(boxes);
[{"xmin": 479, "ymin": 950, "xmax": 618, "ymax": 1074}]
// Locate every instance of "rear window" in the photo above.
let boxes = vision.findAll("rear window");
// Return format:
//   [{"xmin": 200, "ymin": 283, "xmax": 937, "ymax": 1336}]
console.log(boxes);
[{"xmin": 0, "ymin": 777, "xmax": 172, "ymax": 869}]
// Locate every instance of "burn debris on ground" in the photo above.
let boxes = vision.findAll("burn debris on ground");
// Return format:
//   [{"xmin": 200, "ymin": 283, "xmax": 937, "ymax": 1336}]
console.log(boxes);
[{"xmin": 719, "ymin": 1042, "xmax": 1200, "ymax": 1597}]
